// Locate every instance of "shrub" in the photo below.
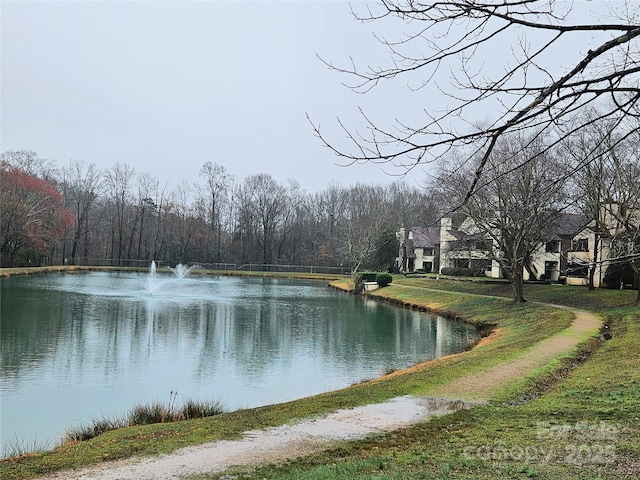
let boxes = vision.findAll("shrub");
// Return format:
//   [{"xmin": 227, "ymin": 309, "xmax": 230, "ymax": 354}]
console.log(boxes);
[
  {"xmin": 603, "ymin": 262, "xmax": 635, "ymax": 289},
  {"xmin": 128, "ymin": 402, "xmax": 167, "ymax": 425},
  {"xmin": 59, "ymin": 394, "xmax": 226, "ymax": 446},
  {"xmin": 353, "ymin": 272, "xmax": 378, "ymax": 292},
  {"xmin": 360, "ymin": 272, "xmax": 378, "ymax": 282},
  {"xmin": 64, "ymin": 416, "xmax": 126, "ymax": 443},
  {"xmin": 441, "ymin": 267, "xmax": 472, "ymax": 277},
  {"xmin": 179, "ymin": 399, "xmax": 225, "ymax": 420},
  {"xmin": 376, "ymin": 273, "xmax": 393, "ymax": 287},
  {"xmin": 440, "ymin": 267, "xmax": 486, "ymax": 277}
]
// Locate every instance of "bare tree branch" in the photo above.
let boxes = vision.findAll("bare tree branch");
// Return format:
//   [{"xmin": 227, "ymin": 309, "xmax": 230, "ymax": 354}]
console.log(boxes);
[{"xmin": 310, "ymin": 0, "xmax": 640, "ymax": 209}]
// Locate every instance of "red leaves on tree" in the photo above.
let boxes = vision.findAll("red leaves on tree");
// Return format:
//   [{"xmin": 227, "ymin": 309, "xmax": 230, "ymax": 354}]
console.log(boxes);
[{"xmin": 1, "ymin": 161, "xmax": 73, "ymax": 265}]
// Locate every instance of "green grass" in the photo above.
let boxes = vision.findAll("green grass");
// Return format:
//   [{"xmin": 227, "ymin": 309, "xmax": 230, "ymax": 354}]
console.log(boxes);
[
  {"xmin": 395, "ymin": 275, "xmax": 637, "ymax": 309},
  {"xmin": 1, "ymin": 276, "xmax": 636, "ymax": 480},
  {"xmin": 198, "ymin": 303, "xmax": 639, "ymax": 480}
]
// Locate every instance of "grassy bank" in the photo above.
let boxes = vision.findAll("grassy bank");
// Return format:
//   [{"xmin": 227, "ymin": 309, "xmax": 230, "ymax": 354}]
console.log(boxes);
[
  {"xmin": 0, "ymin": 265, "xmax": 344, "ymax": 282},
  {"xmin": 1, "ymin": 276, "xmax": 637, "ymax": 479},
  {"xmin": 223, "ymin": 301, "xmax": 639, "ymax": 479},
  {"xmin": 60, "ymin": 394, "xmax": 226, "ymax": 446},
  {"xmin": 0, "ymin": 265, "xmax": 139, "ymax": 277}
]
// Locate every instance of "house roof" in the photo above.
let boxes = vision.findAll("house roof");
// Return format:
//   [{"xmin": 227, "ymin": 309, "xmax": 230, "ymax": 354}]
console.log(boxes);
[
  {"xmin": 446, "ymin": 229, "xmax": 465, "ymax": 241},
  {"xmin": 548, "ymin": 213, "xmax": 591, "ymax": 239},
  {"xmin": 449, "ymin": 212, "xmax": 467, "ymax": 228},
  {"xmin": 410, "ymin": 226, "xmax": 440, "ymax": 248}
]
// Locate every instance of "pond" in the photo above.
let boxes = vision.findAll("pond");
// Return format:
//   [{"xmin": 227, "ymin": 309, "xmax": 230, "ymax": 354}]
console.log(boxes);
[{"xmin": 0, "ymin": 271, "xmax": 479, "ymax": 454}]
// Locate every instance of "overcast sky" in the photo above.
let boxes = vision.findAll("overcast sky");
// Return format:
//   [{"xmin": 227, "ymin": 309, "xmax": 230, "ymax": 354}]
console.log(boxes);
[
  {"xmin": 1, "ymin": 1, "xmax": 623, "ymax": 192},
  {"xmin": 2, "ymin": 0, "xmax": 428, "ymax": 191}
]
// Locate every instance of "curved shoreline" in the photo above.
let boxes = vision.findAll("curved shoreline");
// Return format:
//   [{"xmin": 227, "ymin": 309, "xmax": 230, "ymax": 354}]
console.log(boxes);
[{"xmin": 28, "ymin": 280, "xmax": 602, "ymax": 480}]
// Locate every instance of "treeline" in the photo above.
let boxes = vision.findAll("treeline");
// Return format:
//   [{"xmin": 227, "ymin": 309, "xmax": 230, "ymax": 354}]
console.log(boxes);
[{"xmin": 0, "ymin": 150, "xmax": 440, "ymax": 270}]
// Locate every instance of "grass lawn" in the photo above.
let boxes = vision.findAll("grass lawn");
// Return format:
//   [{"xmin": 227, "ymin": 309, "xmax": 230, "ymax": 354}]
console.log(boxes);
[
  {"xmin": 1, "ymin": 273, "xmax": 637, "ymax": 479},
  {"xmin": 212, "ymin": 301, "xmax": 638, "ymax": 479}
]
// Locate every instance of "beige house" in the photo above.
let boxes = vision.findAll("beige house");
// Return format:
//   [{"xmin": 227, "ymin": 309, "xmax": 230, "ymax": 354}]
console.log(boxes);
[
  {"xmin": 438, "ymin": 215, "xmax": 494, "ymax": 276},
  {"xmin": 398, "ymin": 204, "xmax": 638, "ymax": 288},
  {"xmin": 396, "ymin": 226, "xmax": 440, "ymax": 273},
  {"xmin": 565, "ymin": 203, "xmax": 640, "ymax": 287}
]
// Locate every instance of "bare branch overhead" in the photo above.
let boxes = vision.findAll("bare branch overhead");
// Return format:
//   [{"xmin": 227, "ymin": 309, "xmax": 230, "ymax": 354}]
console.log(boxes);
[{"xmin": 310, "ymin": 0, "xmax": 640, "ymax": 209}]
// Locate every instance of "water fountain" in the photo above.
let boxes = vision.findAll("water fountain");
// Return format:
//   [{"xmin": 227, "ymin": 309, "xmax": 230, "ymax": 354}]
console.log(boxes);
[
  {"xmin": 146, "ymin": 260, "xmax": 160, "ymax": 295},
  {"xmin": 144, "ymin": 262, "xmax": 196, "ymax": 295},
  {"xmin": 169, "ymin": 263, "xmax": 195, "ymax": 279}
]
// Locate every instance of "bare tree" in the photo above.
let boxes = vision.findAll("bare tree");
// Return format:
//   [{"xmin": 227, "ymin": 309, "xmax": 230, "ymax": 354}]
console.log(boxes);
[
  {"xmin": 317, "ymin": 183, "xmax": 347, "ymax": 265},
  {"xmin": 274, "ymin": 180, "xmax": 304, "ymax": 264},
  {"xmin": 171, "ymin": 181, "xmax": 198, "ymax": 262},
  {"xmin": 563, "ymin": 113, "xmax": 619, "ymax": 290},
  {"xmin": 310, "ymin": 1, "xmax": 639, "ymax": 210},
  {"xmin": 563, "ymin": 110, "xmax": 640, "ymax": 300},
  {"xmin": 338, "ymin": 184, "xmax": 394, "ymax": 274},
  {"xmin": 198, "ymin": 162, "xmax": 231, "ymax": 263},
  {"xmin": 435, "ymin": 131, "xmax": 568, "ymax": 302},
  {"xmin": 386, "ymin": 179, "xmax": 443, "ymax": 227},
  {"xmin": 235, "ymin": 174, "xmax": 291, "ymax": 265},
  {"xmin": 104, "ymin": 163, "xmax": 135, "ymax": 265},
  {"xmin": 603, "ymin": 126, "xmax": 640, "ymax": 302},
  {"xmin": 61, "ymin": 160, "xmax": 104, "ymax": 265},
  {"xmin": 132, "ymin": 173, "xmax": 170, "ymax": 262}
]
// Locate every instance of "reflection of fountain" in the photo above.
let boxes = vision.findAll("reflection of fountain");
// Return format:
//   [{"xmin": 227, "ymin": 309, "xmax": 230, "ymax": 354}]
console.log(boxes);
[
  {"xmin": 146, "ymin": 261, "xmax": 160, "ymax": 295},
  {"xmin": 169, "ymin": 263, "xmax": 195, "ymax": 280}
]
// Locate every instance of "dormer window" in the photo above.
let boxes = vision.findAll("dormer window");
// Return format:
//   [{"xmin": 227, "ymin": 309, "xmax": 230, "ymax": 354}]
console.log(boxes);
[
  {"xmin": 545, "ymin": 241, "xmax": 560, "ymax": 253},
  {"xmin": 571, "ymin": 238, "xmax": 589, "ymax": 252}
]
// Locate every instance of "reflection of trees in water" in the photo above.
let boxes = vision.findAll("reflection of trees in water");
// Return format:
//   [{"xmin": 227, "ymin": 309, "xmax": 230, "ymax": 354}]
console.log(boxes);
[
  {"xmin": 1, "ymin": 274, "xmax": 481, "ymax": 454},
  {"xmin": 188, "ymin": 293, "xmax": 479, "ymax": 384},
  {"xmin": 1, "ymin": 275, "xmax": 479, "ymax": 393}
]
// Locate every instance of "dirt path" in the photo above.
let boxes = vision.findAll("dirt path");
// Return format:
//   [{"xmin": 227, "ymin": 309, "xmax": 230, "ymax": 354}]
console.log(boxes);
[
  {"xmin": 41, "ymin": 397, "xmax": 474, "ymax": 480},
  {"xmin": 430, "ymin": 307, "xmax": 601, "ymax": 401},
  {"xmin": 38, "ymin": 306, "xmax": 601, "ymax": 480}
]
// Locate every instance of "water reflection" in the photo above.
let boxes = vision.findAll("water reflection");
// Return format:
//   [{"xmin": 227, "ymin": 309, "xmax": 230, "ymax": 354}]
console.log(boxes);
[{"xmin": 0, "ymin": 273, "xmax": 478, "ymax": 453}]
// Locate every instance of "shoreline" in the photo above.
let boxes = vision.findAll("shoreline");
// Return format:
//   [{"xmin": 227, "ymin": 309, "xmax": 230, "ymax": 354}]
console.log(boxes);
[
  {"xmin": 3, "ymin": 271, "xmax": 624, "ymax": 480},
  {"xmin": 29, "ymin": 294, "xmax": 601, "ymax": 480}
]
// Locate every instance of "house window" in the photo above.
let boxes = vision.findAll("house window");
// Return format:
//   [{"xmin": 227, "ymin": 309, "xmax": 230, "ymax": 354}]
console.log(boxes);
[
  {"xmin": 466, "ymin": 240, "xmax": 490, "ymax": 251},
  {"xmin": 470, "ymin": 259, "xmax": 492, "ymax": 272},
  {"xmin": 567, "ymin": 262, "xmax": 588, "ymax": 278},
  {"xmin": 545, "ymin": 241, "xmax": 560, "ymax": 253},
  {"xmin": 571, "ymin": 238, "xmax": 589, "ymax": 252},
  {"xmin": 423, "ymin": 247, "xmax": 434, "ymax": 256},
  {"xmin": 453, "ymin": 258, "xmax": 469, "ymax": 269}
]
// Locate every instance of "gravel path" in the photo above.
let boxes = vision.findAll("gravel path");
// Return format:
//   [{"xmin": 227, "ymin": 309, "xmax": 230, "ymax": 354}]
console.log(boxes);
[
  {"xmin": 39, "ymin": 397, "xmax": 474, "ymax": 480},
  {"xmin": 37, "ymin": 307, "xmax": 600, "ymax": 480}
]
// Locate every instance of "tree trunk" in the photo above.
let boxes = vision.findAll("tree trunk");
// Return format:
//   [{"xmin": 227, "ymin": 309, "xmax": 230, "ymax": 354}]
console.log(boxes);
[
  {"xmin": 588, "ymin": 234, "xmax": 599, "ymax": 290},
  {"xmin": 82, "ymin": 215, "xmax": 90, "ymax": 264},
  {"xmin": 633, "ymin": 262, "xmax": 640, "ymax": 305},
  {"xmin": 511, "ymin": 262, "xmax": 527, "ymax": 303}
]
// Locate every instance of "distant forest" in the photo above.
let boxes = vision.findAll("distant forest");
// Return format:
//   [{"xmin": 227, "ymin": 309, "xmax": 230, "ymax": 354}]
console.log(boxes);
[{"xmin": 1, "ymin": 150, "xmax": 440, "ymax": 271}]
